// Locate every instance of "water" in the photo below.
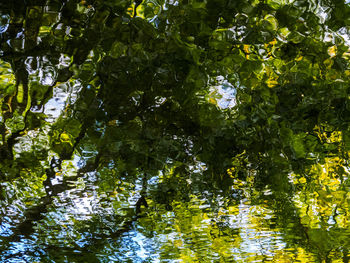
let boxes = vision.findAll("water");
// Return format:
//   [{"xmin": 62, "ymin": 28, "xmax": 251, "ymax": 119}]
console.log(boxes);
[
  {"xmin": 3, "ymin": 170, "xmax": 348, "ymax": 262},
  {"xmin": 1, "ymin": 0, "xmax": 350, "ymax": 262}
]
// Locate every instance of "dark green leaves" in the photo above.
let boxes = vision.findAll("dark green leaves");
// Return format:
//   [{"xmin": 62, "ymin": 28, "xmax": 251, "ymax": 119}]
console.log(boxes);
[{"xmin": 2, "ymin": 0, "xmax": 350, "ymax": 261}]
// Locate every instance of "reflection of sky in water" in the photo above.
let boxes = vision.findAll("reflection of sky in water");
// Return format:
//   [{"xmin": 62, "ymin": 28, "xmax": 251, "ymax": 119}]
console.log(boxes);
[
  {"xmin": 0, "ymin": 219, "xmax": 13, "ymax": 237},
  {"xmin": 4, "ymin": 24, "xmax": 349, "ymax": 263},
  {"xmin": 122, "ymin": 231, "xmax": 159, "ymax": 262},
  {"xmin": 0, "ymin": 147, "xmax": 292, "ymax": 262},
  {"xmin": 113, "ymin": 195, "xmax": 287, "ymax": 262},
  {"xmin": 0, "ymin": 14, "xmax": 10, "ymax": 34},
  {"xmin": 0, "ymin": 65, "xmax": 318, "ymax": 263},
  {"xmin": 210, "ymin": 76, "xmax": 237, "ymax": 109},
  {"xmin": 39, "ymin": 65, "xmax": 56, "ymax": 86},
  {"xmin": 0, "ymin": 130, "xmax": 299, "ymax": 263},
  {"xmin": 44, "ymin": 90, "xmax": 68, "ymax": 121},
  {"xmin": 1, "ymin": 4, "xmax": 350, "ymax": 263},
  {"xmin": 232, "ymin": 200, "xmax": 286, "ymax": 261},
  {"xmin": 0, "ymin": 170, "xmax": 316, "ymax": 262},
  {"xmin": 44, "ymin": 80, "xmax": 82, "ymax": 122},
  {"xmin": 2, "ymin": 239, "xmax": 41, "ymax": 263},
  {"xmin": 23, "ymin": 54, "xmax": 76, "ymax": 122}
]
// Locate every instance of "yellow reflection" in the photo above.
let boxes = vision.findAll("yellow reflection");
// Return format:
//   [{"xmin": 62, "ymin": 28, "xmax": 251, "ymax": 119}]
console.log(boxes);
[{"xmin": 292, "ymin": 151, "xmax": 350, "ymax": 229}]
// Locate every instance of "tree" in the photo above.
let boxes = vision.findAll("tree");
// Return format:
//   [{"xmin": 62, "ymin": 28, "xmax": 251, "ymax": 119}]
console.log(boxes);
[{"xmin": 1, "ymin": 0, "xmax": 350, "ymax": 261}]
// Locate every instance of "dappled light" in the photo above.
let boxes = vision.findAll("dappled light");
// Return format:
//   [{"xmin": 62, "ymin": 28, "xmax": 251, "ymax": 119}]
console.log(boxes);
[{"xmin": 1, "ymin": 0, "xmax": 350, "ymax": 262}]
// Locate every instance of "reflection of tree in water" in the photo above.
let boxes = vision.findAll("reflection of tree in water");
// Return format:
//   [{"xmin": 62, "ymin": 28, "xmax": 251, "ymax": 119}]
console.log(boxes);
[{"xmin": 1, "ymin": 0, "xmax": 350, "ymax": 262}]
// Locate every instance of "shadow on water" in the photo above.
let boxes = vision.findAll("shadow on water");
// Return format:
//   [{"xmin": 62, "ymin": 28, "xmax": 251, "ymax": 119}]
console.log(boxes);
[{"xmin": 1, "ymin": 0, "xmax": 350, "ymax": 262}]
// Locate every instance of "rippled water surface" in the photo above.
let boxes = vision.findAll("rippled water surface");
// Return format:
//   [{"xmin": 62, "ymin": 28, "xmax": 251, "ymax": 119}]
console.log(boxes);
[{"xmin": 1, "ymin": 0, "xmax": 350, "ymax": 262}]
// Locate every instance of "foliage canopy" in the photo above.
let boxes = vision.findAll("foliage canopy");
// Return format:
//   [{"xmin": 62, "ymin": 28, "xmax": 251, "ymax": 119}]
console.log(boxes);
[{"xmin": 1, "ymin": 0, "xmax": 350, "ymax": 261}]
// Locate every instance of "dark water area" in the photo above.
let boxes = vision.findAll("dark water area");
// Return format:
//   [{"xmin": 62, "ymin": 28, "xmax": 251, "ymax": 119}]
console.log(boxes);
[{"xmin": 1, "ymin": 0, "xmax": 350, "ymax": 262}]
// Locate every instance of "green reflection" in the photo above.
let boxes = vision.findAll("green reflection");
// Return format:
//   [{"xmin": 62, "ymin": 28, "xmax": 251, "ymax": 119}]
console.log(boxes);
[{"xmin": 1, "ymin": 0, "xmax": 350, "ymax": 262}]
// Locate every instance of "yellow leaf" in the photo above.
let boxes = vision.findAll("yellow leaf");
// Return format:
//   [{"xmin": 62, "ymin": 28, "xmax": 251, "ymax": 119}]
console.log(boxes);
[
  {"xmin": 60, "ymin": 132, "xmax": 70, "ymax": 142},
  {"xmin": 266, "ymin": 78, "xmax": 278, "ymax": 87},
  {"xmin": 243, "ymin": 44, "xmax": 250, "ymax": 54},
  {"xmin": 295, "ymin": 55, "xmax": 303, "ymax": 61},
  {"xmin": 16, "ymin": 84, "xmax": 24, "ymax": 103},
  {"xmin": 328, "ymin": 45, "xmax": 337, "ymax": 57},
  {"xmin": 298, "ymin": 177, "xmax": 306, "ymax": 184}
]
